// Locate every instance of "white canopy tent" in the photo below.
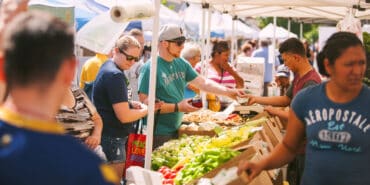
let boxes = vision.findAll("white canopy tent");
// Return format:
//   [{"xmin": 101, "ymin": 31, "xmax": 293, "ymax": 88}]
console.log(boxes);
[
  {"xmin": 168, "ymin": 0, "xmax": 370, "ymax": 22},
  {"xmin": 180, "ymin": 3, "xmax": 258, "ymax": 38},
  {"xmin": 259, "ymin": 23, "xmax": 298, "ymax": 40}
]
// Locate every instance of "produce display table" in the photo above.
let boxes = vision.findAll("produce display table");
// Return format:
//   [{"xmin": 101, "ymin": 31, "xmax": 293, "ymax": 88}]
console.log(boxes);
[{"xmin": 152, "ymin": 110, "xmax": 285, "ymax": 185}]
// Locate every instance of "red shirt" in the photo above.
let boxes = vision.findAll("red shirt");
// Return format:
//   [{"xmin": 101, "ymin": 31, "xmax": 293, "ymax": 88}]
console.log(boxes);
[{"xmin": 292, "ymin": 69, "xmax": 321, "ymax": 97}]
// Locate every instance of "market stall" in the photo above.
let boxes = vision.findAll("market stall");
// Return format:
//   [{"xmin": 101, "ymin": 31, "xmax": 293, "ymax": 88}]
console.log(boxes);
[{"xmin": 148, "ymin": 104, "xmax": 286, "ymax": 185}]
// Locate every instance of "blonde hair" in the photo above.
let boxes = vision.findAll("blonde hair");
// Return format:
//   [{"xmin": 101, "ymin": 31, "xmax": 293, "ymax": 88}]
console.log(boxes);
[{"xmin": 115, "ymin": 35, "xmax": 140, "ymax": 51}]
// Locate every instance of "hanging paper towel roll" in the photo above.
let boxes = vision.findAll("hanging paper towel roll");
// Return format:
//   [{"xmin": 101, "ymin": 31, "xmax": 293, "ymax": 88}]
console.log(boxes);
[{"xmin": 110, "ymin": 1, "xmax": 155, "ymax": 23}]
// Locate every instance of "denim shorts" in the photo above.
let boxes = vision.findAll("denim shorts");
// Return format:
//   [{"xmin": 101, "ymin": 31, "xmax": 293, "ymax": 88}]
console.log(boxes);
[{"xmin": 101, "ymin": 136, "xmax": 127, "ymax": 163}]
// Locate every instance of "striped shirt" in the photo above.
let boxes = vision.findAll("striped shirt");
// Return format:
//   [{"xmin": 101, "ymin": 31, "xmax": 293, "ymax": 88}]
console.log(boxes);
[
  {"xmin": 56, "ymin": 85, "xmax": 95, "ymax": 141},
  {"xmin": 195, "ymin": 63, "xmax": 236, "ymax": 88}
]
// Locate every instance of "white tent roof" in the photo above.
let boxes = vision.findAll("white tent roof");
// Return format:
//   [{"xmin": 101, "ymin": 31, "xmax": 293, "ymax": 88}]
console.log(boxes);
[
  {"xmin": 259, "ymin": 23, "xmax": 297, "ymax": 39},
  {"xmin": 169, "ymin": 0, "xmax": 370, "ymax": 22},
  {"xmin": 180, "ymin": 3, "xmax": 258, "ymax": 38}
]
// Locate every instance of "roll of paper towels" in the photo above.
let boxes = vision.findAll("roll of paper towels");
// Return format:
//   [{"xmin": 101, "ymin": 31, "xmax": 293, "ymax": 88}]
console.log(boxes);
[{"xmin": 110, "ymin": 1, "xmax": 155, "ymax": 23}]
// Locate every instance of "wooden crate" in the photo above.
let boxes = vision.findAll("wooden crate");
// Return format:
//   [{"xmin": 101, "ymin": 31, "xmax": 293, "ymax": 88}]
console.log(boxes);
[{"xmin": 189, "ymin": 146, "xmax": 274, "ymax": 185}]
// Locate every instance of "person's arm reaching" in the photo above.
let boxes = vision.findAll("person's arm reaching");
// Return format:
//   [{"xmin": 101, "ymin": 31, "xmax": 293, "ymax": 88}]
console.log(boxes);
[
  {"xmin": 139, "ymin": 93, "xmax": 200, "ymax": 114},
  {"xmin": 245, "ymin": 94, "xmax": 291, "ymax": 107},
  {"xmin": 237, "ymin": 109, "xmax": 305, "ymax": 180},
  {"xmin": 112, "ymin": 101, "xmax": 147, "ymax": 123},
  {"xmin": 264, "ymin": 106, "xmax": 289, "ymax": 122},
  {"xmin": 189, "ymin": 76, "xmax": 245, "ymax": 100}
]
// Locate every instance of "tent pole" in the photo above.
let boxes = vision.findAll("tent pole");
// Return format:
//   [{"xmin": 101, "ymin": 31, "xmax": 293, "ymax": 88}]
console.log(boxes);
[
  {"xmin": 201, "ymin": 3, "xmax": 212, "ymax": 109},
  {"xmin": 200, "ymin": 3, "xmax": 210, "ymax": 109},
  {"xmin": 231, "ymin": 4, "xmax": 236, "ymax": 67},
  {"xmin": 144, "ymin": 0, "xmax": 160, "ymax": 170},
  {"xmin": 200, "ymin": 3, "xmax": 207, "ymax": 78},
  {"xmin": 288, "ymin": 17, "xmax": 291, "ymax": 38},
  {"xmin": 300, "ymin": 21, "xmax": 303, "ymax": 39},
  {"xmin": 205, "ymin": 4, "xmax": 211, "ymax": 80}
]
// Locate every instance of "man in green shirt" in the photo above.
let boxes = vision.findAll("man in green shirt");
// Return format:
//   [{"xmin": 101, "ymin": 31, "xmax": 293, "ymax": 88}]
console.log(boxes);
[{"xmin": 138, "ymin": 24, "xmax": 245, "ymax": 149}]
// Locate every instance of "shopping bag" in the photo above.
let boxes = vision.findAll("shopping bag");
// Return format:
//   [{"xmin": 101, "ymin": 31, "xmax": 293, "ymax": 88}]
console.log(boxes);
[{"xmin": 124, "ymin": 120, "xmax": 146, "ymax": 176}]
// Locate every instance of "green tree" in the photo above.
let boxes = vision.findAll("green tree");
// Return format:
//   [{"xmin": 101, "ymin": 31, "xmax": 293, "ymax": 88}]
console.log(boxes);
[{"xmin": 362, "ymin": 32, "xmax": 370, "ymax": 86}]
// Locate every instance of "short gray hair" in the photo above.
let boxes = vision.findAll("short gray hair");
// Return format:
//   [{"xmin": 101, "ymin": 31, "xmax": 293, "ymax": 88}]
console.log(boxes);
[{"xmin": 181, "ymin": 42, "xmax": 201, "ymax": 60}]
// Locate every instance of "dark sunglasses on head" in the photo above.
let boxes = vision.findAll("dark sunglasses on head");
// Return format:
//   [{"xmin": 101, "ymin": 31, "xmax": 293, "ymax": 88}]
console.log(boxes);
[
  {"xmin": 166, "ymin": 37, "xmax": 186, "ymax": 46},
  {"xmin": 118, "ymin": 48, "xmax": 140, "ymax": 62}
]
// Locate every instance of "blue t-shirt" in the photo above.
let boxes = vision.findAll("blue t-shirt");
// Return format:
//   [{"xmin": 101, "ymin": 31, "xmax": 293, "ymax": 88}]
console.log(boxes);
[
  {"xmin": 93, "ymin": 60, "xmax": 132, "ymax": 138},
  {"xmin": 184, "ymin": 86, "xmax": 196, "ymax": 99},
  {"xmin": 252, "ymin": 47, "xmax": 279, "ymax": 83},
  {"xmin": 0, "ymin": 107, "xmax": 117, "ymax": 185},
  {"xmin": 138, "ymin": 56, "xmax": 198, "ymax": 135},
  {"xmin": 292, "ymin": 82, "xmax": 370, "ymax": 185}
]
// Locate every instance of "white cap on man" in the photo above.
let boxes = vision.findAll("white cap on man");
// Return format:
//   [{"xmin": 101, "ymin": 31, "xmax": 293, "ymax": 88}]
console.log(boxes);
[
  {"xmin": 276, "ymin": 64, "xmax": 290, "ymax": 78},
  {"xmin": 158, "ymin": 24, "xmax": 185, "ymax": 41}
]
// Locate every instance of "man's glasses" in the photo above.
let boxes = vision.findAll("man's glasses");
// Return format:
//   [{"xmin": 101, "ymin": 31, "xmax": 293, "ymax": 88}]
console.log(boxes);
[
  {"xmin": 118, "ymin": 48, "xmax": 140, "ymax": 62},
  {"xmin": 166, "ymin": 37, "xmax": 186, "ymax": 46}
]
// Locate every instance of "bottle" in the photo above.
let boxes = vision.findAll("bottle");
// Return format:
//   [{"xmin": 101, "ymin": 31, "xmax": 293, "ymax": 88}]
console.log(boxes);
[
  {"xmin": 207, "ymin": 94, "xmax": 221, "ymax": 112},
  {"xmin": 190, "ymin": 96, "xmax": 203, "ymax": 108}
]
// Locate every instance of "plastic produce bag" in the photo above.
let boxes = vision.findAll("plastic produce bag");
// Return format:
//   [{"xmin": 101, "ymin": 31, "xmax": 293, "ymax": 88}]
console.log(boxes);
[{"xmin": 336, "ymin": 9, "xmax": 363, "ymax": 41}]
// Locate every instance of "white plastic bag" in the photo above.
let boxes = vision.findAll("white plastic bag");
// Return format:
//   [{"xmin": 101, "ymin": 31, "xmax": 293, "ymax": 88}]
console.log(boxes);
[{"xmin": 336, "ymin": 9, "xmax": 363, "ymax": 41}]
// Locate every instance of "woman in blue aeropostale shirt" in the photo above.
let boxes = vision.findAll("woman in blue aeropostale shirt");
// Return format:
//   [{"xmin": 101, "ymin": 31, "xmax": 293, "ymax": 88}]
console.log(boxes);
[{"xmin": 238, "ymin": 32, "xmax": 370, "ymax": 185}]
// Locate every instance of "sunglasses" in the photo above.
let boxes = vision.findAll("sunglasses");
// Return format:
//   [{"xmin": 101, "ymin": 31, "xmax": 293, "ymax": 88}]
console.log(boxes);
[
  {"xmin": 118, "ymin": 48, "xmax": 140, "ymax": 62},
  {"xmin": 166, "ymin": 38, "xmax": 186, "ymax": 46}
]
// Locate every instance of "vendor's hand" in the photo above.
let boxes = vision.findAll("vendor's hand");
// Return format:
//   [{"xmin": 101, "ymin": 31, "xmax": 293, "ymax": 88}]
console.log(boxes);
[
  {"xmin": 84, "ymin": 135, "xmax": 101, "ymax": 150},
  {"xmin": 130, "ymin": 101, "xmax": 144, "ymax": 109},
  {"xmin": 234, "ymin": 77, "xmax": 244, "ymax": 89},
  {"xmin": 237, "ymin": 160, "xmax": 263, "ymax": 182},
  {"xmin": 226, "ymin": 89, "xmax": 246, "ymax": 100},
  {"xmin": 178, "ymin": 98, "xmax": 201, "ymax": 113},
  {"xmin": 264, "ymin": 105, "xmax": 277, "ymax": 115},
  {"xmin": 154, "ymin": 100, "xmax": 164, "ymax": 111},
  {"xmin": 239, "ymin": 94, "xmax": 257, "ymax": 105}
]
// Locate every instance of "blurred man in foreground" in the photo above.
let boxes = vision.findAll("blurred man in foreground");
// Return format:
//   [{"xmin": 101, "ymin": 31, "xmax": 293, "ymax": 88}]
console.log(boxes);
[{"xmin": 0, "ymin": 11, "xmax": 118, "ymax": 185}]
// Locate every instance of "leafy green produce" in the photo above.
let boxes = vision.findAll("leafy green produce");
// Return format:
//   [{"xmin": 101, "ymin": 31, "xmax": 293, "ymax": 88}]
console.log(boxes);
[
  {"xmin": 174, "ymin": 148, "xmax": 240, "ymax": 185},
  {"xmin": 151, "ymin": 135, "xmax": 210, "ymax": 171}
]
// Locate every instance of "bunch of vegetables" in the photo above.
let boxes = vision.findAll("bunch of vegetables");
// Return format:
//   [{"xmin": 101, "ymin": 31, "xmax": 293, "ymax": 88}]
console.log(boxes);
[
  {"xmin": 151, "ymin": 135, "xmax": 210, "ymax": 171},
  {"xmin": 207, "ymin": 118, "xmax": 265, "ymax": 148},
  {"xmin": 158, "ymin": 166, "xmax": 183, "ymax": 185},
  {"xmin": 174, "ymin": 148, "xmax": 240, "ymax": 185}
]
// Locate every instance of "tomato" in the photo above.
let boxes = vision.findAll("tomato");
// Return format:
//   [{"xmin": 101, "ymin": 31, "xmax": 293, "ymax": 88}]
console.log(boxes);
[
  {"xmin": 168, "ymin": 173, "xmax": 176, "ymax": 179},
  {"xmin": 163, "ymin": 179, "xmax": 174, "ymax": 185},
  {"xmin": 163, "ymin": 171, "xmax": 172, "ymax": 179},
  {"xmin": 158, "ymin": 166, "xmax": 170, "ymax": 173}
]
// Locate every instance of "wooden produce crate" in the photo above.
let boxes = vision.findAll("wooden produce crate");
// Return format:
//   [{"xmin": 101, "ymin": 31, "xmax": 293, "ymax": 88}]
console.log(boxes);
[
  {"xmin": 189, "ymin": 146, "xmax": 274, "ymax": 185},
  {"xmin": 178, "ymin": 127, "xmax": 217, "ymax": 137},
  {"xmin": 234, "ymin": 105, "xmax": 264, "ymax": 115},
  {"xmin": 263, "ymin": 119, "xmax": 283, "ymax": 146}
]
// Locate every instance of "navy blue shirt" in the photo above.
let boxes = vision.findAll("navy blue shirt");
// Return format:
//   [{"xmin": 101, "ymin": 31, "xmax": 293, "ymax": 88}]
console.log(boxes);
[
  {"xmin": 93, "ymin": 60, "xmax": 133, "ymax": 138},
  {"xmin": 0, "ymin": 108, "xmax": 117, "ymax": 185}
]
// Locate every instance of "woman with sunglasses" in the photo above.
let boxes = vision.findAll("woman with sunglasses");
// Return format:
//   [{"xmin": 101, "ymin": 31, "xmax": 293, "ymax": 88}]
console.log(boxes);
[{"xmin": 92, "ymin": 35, "xmax": 161, "ymax": 180}]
